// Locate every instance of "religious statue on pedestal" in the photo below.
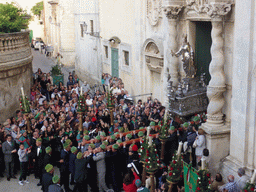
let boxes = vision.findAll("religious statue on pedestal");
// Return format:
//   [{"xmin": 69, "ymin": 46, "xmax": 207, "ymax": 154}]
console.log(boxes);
[{"xmin": 171, "ymin": 35, "xmax": 196, "ymax": 78}]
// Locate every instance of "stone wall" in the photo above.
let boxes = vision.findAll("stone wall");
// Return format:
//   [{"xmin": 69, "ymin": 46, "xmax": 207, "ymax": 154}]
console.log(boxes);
[{"xmin": 0, "ymin": 31, "xmax": 33, "ymax": 123}]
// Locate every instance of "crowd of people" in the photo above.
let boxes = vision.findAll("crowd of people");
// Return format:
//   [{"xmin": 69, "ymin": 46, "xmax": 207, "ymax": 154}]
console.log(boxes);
[{"xmin": 0, "ymin": 69, "xmax": 250, "ymax": 192}]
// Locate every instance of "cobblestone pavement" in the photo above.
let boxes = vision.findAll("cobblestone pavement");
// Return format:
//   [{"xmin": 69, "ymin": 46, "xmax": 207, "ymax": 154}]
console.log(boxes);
[{"xmin": 32, "ymin": 49, "xmax": 75, "ymax": 86}]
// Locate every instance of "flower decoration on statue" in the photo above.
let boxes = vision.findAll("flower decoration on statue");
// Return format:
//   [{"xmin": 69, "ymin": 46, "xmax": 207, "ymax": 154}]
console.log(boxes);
[
  {"xmin": 196, "ymin": 170, "xmax": 211, "ymax": 192},
  {"xmin": 107, "ymin": 88, "xmax": 115, "ymax": 108},
  {"xmin": 19, "ymin": 96, "xmax": 31, "ymax": 114},
  {"xmin": 158, "ymin": 112, "xmax": 170, "ymax": 140},
  {"xmin": 77, "ymin": 95, "xmax": 87, "ymax": 112},
  {"xmin": 144, "ymin": 139, "xmax": 160, "ymax": 173},
  {"xmin": 243, "ymin": 183, "xmax": 256, "ymax": 192},
  {"xmin": 167, "ymin": 151, "xmax": 183, "ymax": 183},
  {"xmin": 138, "ymin": 136, "xmax": 148, "ymax": 162}
]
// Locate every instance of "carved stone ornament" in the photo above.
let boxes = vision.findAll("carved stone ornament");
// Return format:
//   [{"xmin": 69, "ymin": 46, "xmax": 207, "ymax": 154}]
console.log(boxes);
[
  {"xmin": 204, "ymin": 3, "xmax": 231, "ymax": 18},
  {"xmin": 147, "ymin": 0, "xmax": 162, "ymax": 26},
  {"xmin": 163, "ymin": 5, "xmax": 183, "ymax": 19}
]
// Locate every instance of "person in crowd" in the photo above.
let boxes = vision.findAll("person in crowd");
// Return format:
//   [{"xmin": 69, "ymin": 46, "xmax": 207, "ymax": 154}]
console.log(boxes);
[
  {"xmin": 135, "ymin": 179, "xmax": 150, "ymax": 192},
  {"xmin": 42, "ymin": 164, "xmax": 54, "ymax": 192},
  {"xmin": 195, "ymin": 128, "xmax": 206, "ymax": 164},
  {"xmin": 2, "ymin": 134, "xmax": 17, "ymax": 181},
  {"xmin": 48, "ymin": 175, "xmax": 64, "ymax": 192},
  {"xmin": 32, "ymin": 138, "xmax": 45, "ymax": 186},
  {"xmin": 210, "ymin": 173, "xmax": 225, "ymax": 192},
  {"xmin": 219, "ymin": 175, "xmax": 238, "ymax": 192},
  {"xmin": 236, "ymin": 168, "xmax": 249, "ymax": 191},
  {"xmin": 123, "ymin": 168, "xmax": 140, "ymax": 192},
  {"xmin": 17, "ymin": 143, "xmax": 31, "ymax": 185}
]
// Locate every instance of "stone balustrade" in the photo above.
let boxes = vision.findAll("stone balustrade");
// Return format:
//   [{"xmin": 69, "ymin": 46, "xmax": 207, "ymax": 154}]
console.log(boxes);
[
  {"xmin": 0, "ymin": 31, "xmax": 32, "ymax": 123},
  {"xmin": 0, "ymin": 31, "xmax": 31, "ymax": 64}
]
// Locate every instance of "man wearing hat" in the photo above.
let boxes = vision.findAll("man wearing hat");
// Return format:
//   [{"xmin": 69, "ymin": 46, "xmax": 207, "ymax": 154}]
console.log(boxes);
[
  {"xmin": 73, "ymin": 152, "xmax": 90, "ymax": 192},
  {"xmin": 93, "ymin": 145, "xmax": 109, "ymax": 192},
  {"xmin": 32, "ymin": 138, "xmax": 45, "ymax": 186},
  {"xmin": 85, "ymin": 144, "xmax": 99, "ymax": 192},
  {"xmin": 42, "ymin": 164, "xmax": 54, "ymax": 192},
  {"xmin": 94, "ymin": 135, "xmax": 102, "ymax": 148},
  {"xmin": 106, "ymin": 144, "xmax": 123, "ymax": 192},
  {"xmin": 48, "ymin": 175, "xmax": 63, "ymax": 192},
  {"xmin": 109, "ymin": 135, "xmax": 116, "ymax": 145},
  {"xmin": 69, "ymin": 146, "xmax": 78, "ymax": 185},
  {"xmin": 44, "ymin": 146, "xmax": 53, "ymax": 171},
  {"xmin": 79, "ymin": 135, "xmax": 90, "ymax": 153},
  {"xmin": 164, "ymin": 126, "xmax": 178, "ymax": 165},
  {"xmin": 59, "ymin": 142, "xmax": 71, "ymax": 192}
]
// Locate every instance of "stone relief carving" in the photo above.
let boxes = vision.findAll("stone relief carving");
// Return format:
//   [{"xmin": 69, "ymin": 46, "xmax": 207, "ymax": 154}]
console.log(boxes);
[
  {"xmin": 204, "ymin": 3, "xmax": 232, "ymax": 18},
  {"xmin": 186, "ymin": 1, "xmax": 231, "ymax": 18},
  {"xmin": 163, "ymin": 5, "xmax": 183, "ymax": 19},
  {"xmin": 147, "ymin": 0, "xmax": 162, "ymax": 26}
]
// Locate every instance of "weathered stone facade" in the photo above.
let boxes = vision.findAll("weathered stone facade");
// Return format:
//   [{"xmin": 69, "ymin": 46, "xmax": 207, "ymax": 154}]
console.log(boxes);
[{"xmin": 0, "ymin": 32, "xmax": 33, "ymax": 123}]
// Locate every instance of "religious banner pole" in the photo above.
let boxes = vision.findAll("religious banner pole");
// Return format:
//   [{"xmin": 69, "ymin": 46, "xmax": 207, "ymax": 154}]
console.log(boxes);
[
  {"xmin": 77, "ymin": 89, "xmax": 86, "ymax": 131},
  {"xmin": 19, "ymin": 87, "xmax": 31, "ymax": 133}
]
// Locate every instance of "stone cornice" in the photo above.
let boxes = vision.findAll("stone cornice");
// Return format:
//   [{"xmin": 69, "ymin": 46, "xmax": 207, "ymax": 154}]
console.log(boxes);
[
  {"xmin": 204, "ymin": 3, "xmax": 232, "ymax": 19},
  {"xmin": 163, "ymin": 5, "xmax": 183, "ymax": 19}
]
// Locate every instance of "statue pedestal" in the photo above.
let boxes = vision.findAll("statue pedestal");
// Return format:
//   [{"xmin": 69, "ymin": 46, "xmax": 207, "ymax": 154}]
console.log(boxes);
[{"xmin": 201, "ymin": 123, "xmax": 230, "ymax": 176}]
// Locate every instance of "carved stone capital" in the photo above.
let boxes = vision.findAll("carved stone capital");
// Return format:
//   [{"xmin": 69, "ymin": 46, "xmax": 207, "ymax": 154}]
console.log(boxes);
[
  {"xmin": 163, "ymin": 5, "xmax": 183, "ymax": 19},
  {"xmin": 204, "ymin": 3, "xmax": 231, "ymax": 19}
]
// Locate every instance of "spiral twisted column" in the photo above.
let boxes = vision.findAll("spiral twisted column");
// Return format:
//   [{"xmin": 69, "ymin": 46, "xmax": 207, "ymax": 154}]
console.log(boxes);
[
  {"xmin": 204, "ymin": 3, "xmax": 231, "ymax": 126},
  {"xmin": 206, "ymin": 20, "xmax": 226, "ymax": 125}
]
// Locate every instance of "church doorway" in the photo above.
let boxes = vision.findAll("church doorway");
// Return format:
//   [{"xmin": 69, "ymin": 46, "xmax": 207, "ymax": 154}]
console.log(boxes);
[{"xmin": 194, "ymin": 21, "xmax": 212, "ymax": 85}]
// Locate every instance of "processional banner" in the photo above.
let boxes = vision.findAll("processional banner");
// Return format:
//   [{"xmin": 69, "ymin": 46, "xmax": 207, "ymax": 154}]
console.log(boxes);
[{"xmin": 183, "ymin": 162, "xmax": 198, "ymax": 192}]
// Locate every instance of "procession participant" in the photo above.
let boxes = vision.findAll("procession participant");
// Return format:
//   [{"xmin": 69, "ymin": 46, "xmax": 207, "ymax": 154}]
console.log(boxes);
[
  {"xmin": 43, "ymin": 146, "xmax": 53, "ymax": 171},
  {"xmin": 42, "ymin": 164, "xmax": 54, "ymax": 192},
  {"xmin": 93, "ymin": 145, "xmax": 109, "ymax": 192},
  {"xmin": 69, "ymin": 146, "xmax": 78, "ymax": 185},
  {"xmin": 106, "ymin": 144, "xmax": 123, "ymax": 192},
  {"xmin": 48, "ymin": 175, "xmax": 64, "ymax": 192},
  {"xmin": 32, "ymin": 138, "xmax": 45, "ymax": 186},
  {"xmin": 73, "ymin": 152, "xmax": 89, "ymax": 192},
  {"xmin": 59, "ymin": 142, "xmax": 71, "ymax": 192}
]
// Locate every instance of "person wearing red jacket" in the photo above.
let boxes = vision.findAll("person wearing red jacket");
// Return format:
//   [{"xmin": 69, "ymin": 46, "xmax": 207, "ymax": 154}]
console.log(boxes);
[{"xmin": 123, "ymin": 168, "xmax": 140, "ymax": 192}]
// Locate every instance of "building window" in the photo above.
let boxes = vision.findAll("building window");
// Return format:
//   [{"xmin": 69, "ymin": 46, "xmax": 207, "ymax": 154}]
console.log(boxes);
[
  {"xmin": 80, "ymin": 24, "xmax": 84, "ymax": 37},
  {"xmin": 90, "ymin": 20, "xmax": 94, "ymax": 35},
  {"xmin": 123, "ymin": 51, "xmax": 129, "ymax": 66},
  {"xmin": 104, "ymin": 46, "xmax": 108, "ymax": 58}
]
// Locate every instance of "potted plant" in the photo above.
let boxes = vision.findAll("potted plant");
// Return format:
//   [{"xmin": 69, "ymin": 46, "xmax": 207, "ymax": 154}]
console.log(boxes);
[{"xmin": 51, "ymin": 64, "xmax": 64, "ymax": 86}]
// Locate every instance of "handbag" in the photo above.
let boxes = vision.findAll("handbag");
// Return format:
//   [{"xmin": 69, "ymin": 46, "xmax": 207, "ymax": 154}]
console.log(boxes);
[{"xmin": 192, "ymin": 139, "xmax": 197, "ymax": 148}]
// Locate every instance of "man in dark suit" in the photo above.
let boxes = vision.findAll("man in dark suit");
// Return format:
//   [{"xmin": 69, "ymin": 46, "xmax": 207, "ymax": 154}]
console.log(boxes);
[
  {"xmin": 59, "ymin": 142, "xmax": 71, "ymax": 192},
  {"xmin": 2, "ymin": 135, "xmax": 17, "ymax": 181},
  {"xmin": 73, "ymin": 152, "xmax": 90, "ymax": 192},
  {"xmin": 48, "ymin": 175, "xmax": 64, "ymax": 192},
  {"xmin": 32, "ymin": 138, "xmax": 45, "ymax": 186},
  {"xmin": 42, "ymin": 164, "xmax": 54, "ymax": 192}
]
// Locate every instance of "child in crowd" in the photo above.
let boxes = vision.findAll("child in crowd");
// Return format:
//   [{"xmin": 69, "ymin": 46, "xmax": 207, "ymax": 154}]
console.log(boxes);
[{"xmin": 17, "ymin": 143, "xmax": 31, "ymax": 186}]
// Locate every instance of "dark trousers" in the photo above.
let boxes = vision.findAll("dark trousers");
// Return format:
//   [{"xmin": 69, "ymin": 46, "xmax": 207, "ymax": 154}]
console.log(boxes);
[
  {"xmin": 19, "ymin": 162, "xmax": 28, "ymax": 181},
  {"xmin": 34, "ymin": 163, "xmax": 43, "ymax": 183},
  {"xmin": 60, "ymin": 170, "xmax": 70, "ymax": 191},
  {"xmin": 73, "ymin": 182, "xmax": 88, "ymax": 192},
  {"xmin": 5, "ymin": 161, "xmax": 14, "ymax": 178}
]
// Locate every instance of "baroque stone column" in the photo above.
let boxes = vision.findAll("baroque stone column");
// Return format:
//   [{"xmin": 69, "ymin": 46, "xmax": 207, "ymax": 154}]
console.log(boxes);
[
  {"xmin": 162, "ymin": 5, "xmax": 183, "ymax": 107},
  {"xmin": 201, "ymin": 2, "xmax": 232, "ymax": 176},
  {"xmin": 204, "ymin": 3, "xmax": 231, "ymax": 127}
]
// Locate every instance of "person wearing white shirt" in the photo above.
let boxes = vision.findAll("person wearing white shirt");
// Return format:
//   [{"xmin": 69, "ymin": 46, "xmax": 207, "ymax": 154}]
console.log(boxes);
[{"xmin": 236, "ymin": 168, "xmax": 249, "ymax": 191}]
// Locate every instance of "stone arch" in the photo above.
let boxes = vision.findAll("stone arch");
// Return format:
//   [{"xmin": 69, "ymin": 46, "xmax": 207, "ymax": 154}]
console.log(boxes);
[
  {"xmin": 142, "ymin": 37, "xmax": 164, "ymax": 102},
  {"xmin": 142, "ymin": 37, "xmax": 164, "ymax": 58}
]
